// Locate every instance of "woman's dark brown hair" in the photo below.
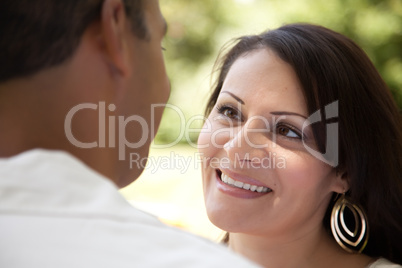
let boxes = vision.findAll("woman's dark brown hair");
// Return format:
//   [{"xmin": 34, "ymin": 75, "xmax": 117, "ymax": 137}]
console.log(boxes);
[{"xmin": 206, "ymin": 23, "xmax": 402, "ymax": 264}]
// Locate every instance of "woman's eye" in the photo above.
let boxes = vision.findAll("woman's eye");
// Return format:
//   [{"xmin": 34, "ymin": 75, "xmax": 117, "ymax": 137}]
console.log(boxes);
[
  {"xmin": 223, "ymin": 108, "xmax": 236, "ymax": 118},
  {"xmin": 277, "ymin": 125, "xmax": 301, "ymax": 139},
  {"xmin": 216, "ymin": 105, "xmax": 242, "ymax": 121}
]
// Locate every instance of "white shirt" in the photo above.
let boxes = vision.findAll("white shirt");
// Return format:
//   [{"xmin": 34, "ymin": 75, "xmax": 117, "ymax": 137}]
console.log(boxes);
[
  {"xmin": 0, "ymin": 149, "xmax": 259, "ymax": 268},
  {"xmin": 368, "ymin": 258, "xmax": 402, "ymax": 268}
]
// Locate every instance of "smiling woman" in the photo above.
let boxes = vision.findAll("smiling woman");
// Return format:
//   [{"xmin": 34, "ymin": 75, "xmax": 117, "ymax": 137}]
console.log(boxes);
[{"xmin": 198, "ymin": 23, "xmax": 402, "ymax": 268}]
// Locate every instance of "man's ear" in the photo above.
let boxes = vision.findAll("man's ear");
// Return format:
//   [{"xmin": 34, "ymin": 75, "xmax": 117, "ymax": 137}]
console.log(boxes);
[
  {"xmin": 332, "ymin": 169, "xmax": 350, "ymax": 193},
  {"xmin": 100, "ymin": 0, "xmax": 131, "ymax": 77}
]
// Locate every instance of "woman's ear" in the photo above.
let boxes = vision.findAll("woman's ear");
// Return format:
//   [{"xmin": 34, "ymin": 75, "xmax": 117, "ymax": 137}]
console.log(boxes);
[
  {"xmin": 100, "ymin": 0, "xmax": 131, "ymax": 77},
  {"xmin": 332, "ymin": 169, "xmax": 350, "ymax": 193}
]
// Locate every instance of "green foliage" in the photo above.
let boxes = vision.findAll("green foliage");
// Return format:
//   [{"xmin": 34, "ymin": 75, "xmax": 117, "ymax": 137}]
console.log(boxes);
[
  {"xmin": 157, "ymin": 0, "xmax": 402, "ymax": 145},
  {"xmin": 161, "ymin": 0, "xmax": 232, "ymax": 71}
]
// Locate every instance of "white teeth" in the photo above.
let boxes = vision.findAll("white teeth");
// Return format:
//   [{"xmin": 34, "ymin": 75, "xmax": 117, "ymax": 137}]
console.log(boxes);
[
  {"xmin": 222, "ymin": 175, "xmax": 228, "ymax": 183},
  {"xmin": 220, "ymin": 173, "xmax": 271, "ymax": 193},
  {"xmin": 234, "ymin": 181, "xmax": 244, "ymax": 188}
]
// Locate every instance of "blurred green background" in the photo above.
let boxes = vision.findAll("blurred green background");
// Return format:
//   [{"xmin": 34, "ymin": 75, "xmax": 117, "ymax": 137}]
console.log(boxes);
[{"xmin": 156, "ymin": 0, "xmax": 402, "ymax": 145}]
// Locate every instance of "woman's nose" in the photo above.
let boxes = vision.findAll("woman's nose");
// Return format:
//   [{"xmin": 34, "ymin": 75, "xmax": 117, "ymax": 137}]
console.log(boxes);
[{"xmin": 224, "ymin": 118, "xmax": 272, "ymax": 165}]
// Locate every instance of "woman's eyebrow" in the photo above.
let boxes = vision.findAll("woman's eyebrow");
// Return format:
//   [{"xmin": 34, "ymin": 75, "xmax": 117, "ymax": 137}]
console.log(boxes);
[
  {"xmin": 220, "ymin": 91, "xmax": 245, "ymax": 105},
  {"xmin": 218, "ymin": 92, "xmax": 307, "ymax": 119},
  {"xmin": 270, "ymin": 111, "xmax": 307, "ymax": 119}
]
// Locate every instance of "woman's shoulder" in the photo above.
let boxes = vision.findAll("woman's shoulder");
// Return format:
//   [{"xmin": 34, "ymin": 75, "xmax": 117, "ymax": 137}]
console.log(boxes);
[{"xmin": 367, "ymin": 258, "xmax": 402, "ymax": 268}]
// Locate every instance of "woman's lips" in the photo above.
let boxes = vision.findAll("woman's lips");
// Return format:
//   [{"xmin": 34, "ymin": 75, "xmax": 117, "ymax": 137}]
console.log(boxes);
[
  {"xmin": 215, "ymin": 169, "xmax": 272, "ymax": 199},
  {"xmin": 220, "ymin": 172, "xmax": 271, "ymax": 193}
]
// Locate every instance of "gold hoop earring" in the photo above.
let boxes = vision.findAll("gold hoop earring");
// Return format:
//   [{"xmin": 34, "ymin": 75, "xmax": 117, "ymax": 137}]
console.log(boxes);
[{"xmin": 330, "ymin": 194, "xmax": 369, "ymax": 253}]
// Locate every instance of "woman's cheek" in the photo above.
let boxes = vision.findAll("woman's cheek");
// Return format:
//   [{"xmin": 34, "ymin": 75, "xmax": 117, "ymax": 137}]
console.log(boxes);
[
  {"xmin": 197, "ymin": 121, "xmax": 213, "ymax": 154},
  {"xmin": 198, "ymin": 120, "xmax": 231, "ymax": 154}
]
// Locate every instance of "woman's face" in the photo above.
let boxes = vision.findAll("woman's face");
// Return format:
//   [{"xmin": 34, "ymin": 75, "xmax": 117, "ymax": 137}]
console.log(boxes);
[{"xmin": 198, "ymin": 49, "xmax": 346, "ymax": 238}]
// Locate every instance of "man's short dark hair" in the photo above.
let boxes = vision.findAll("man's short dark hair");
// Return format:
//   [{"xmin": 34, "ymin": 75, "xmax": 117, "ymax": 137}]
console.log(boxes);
[{"xmin": 0, "ymin": 0, "xmax": 146, "ymax": 82}]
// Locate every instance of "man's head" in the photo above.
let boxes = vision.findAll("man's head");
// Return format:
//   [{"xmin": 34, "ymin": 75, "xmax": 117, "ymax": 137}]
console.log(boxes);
[
  {"xmin": 0, "ymin": 0, "xmax": 147, "ymax": 82},
  {"xmin": 0, "ymin": 0, "xmax": 170, "ymax": 187}
]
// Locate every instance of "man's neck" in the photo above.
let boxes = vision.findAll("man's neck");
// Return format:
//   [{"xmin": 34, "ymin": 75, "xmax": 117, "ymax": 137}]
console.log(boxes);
[{"xmin": 0, "ymin": 68, "xmax": 119, "ymax": 185}]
